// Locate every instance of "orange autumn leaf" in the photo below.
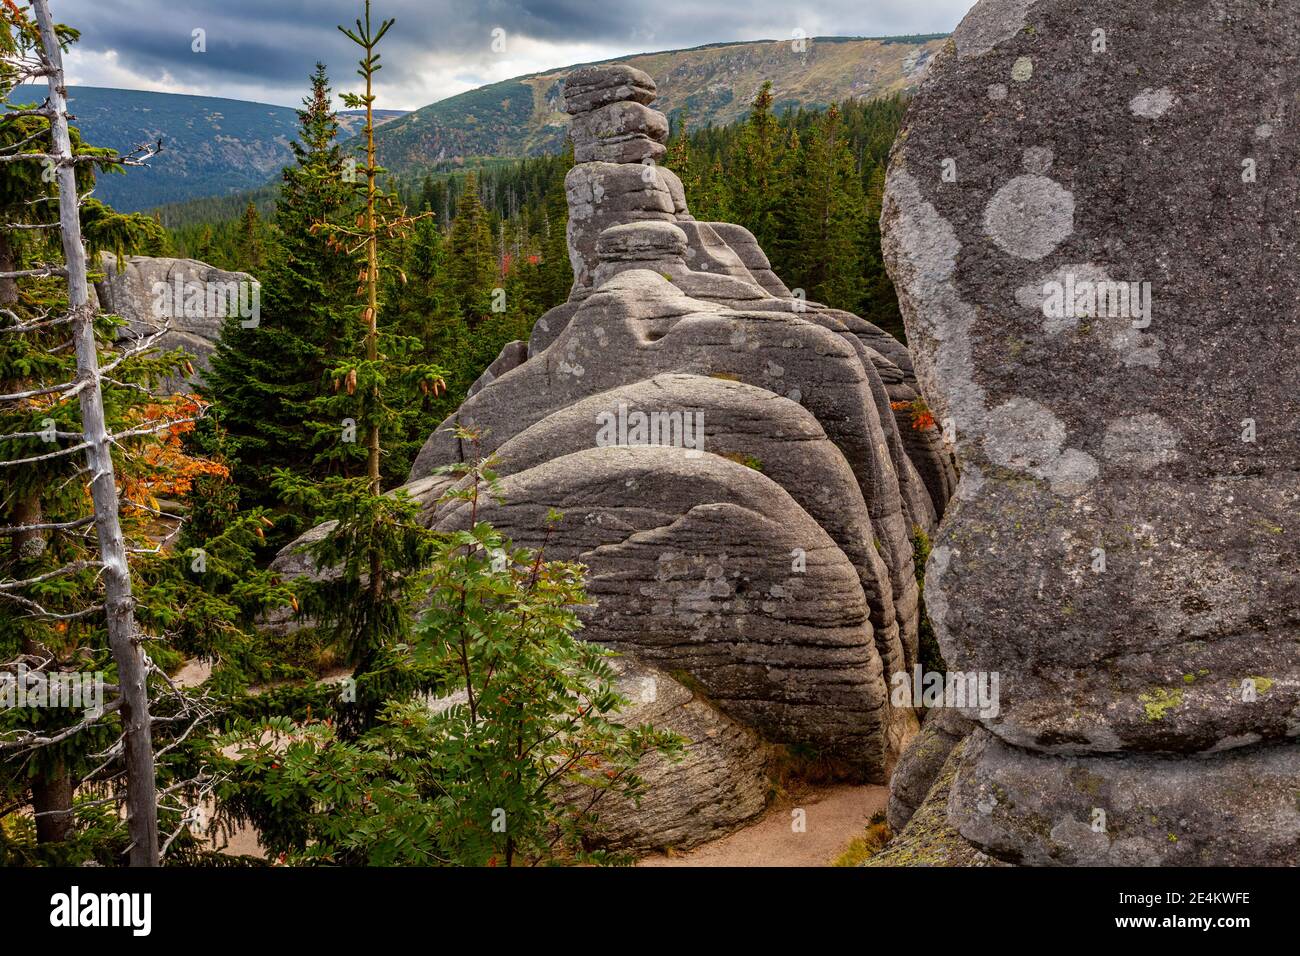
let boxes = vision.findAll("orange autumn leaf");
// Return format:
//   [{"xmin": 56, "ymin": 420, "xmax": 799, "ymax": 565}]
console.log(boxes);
[{"xmin": 118, "ymin": 396, "xmax": 229, "ymax": 507}]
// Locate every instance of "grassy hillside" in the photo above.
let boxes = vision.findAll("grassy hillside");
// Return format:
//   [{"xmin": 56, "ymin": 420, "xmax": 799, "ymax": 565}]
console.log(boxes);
[{"xmin": 372, "ymin": 35, "xmax": 946, "ymax": 174}]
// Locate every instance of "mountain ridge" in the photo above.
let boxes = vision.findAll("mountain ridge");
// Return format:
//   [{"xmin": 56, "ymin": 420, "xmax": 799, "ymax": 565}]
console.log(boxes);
[
  {"xmin": 15, "ymin": 33, "xmax": 947, "ymax": 212},
  {"xmin": 12, "ymin": 84, "xmax": 407, "ymax": 212},
  {"xmin": 372, "ymin": 35, "xmax": 947, "ymax": 170}
]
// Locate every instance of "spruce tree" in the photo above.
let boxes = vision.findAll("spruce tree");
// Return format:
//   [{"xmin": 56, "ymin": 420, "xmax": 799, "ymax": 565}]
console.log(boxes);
[
  {"xmin": 768, "ymin": 124, "xmax": 805, "ymax": 287},
  {"xmin": 237, "ymin": 200, "xmax": 264, "ymax": 273},
  {"xmin": 193, "ymin": 224, "xmax": 215, "ymax": 263},
  {"xmin": 275, "ymin": 2, "xmax": 445, "ymax": 731},
  {"xmin": 784, "ymin": 104, "xmax": 866, "ymax": 311},
  {"xmin": 443, "ymin": 173, "xmax": 499, "ymax": 326},
  {"xmin": 203, "ymin": 63, "xmax": 356, "ymax": 521},
  {"xmin": 862, "ymin": 164, "xmax": 905, "ymax": 339},
  {"xmin": 536, "ymin": 166, "xmax": 572, "ymax": 304},
  {"xmin": 733, "ymin": 82, "xmax": 780, "ymax": 251}
]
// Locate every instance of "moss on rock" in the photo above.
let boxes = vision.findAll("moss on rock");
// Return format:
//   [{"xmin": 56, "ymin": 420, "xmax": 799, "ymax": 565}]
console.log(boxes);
[{"xmin": 865, "ymin": 739, "xmax": 1003, "ymax": 867}]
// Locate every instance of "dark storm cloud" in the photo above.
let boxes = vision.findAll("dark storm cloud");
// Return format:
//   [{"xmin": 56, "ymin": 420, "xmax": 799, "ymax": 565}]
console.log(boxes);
[{"xmin": 51, "ymin": 0, "xmax": 975, "ymax": 108}]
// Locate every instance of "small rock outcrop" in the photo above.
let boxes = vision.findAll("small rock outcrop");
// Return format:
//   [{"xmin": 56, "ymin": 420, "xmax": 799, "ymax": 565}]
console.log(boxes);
[
  {"xmin": 882, "ymin": 0, "xmax": 1300, "ymax": 865},
  {"xmin": 865, "ymin": 738, "xmax": 1000, "ymax": 868},
  {"xmin": 360, "ymin": 63, "xmax": 958, "ymax": 848},
  {"xmin": 574, "ymin": 658, "xmax": 771, "ymax": 852}
]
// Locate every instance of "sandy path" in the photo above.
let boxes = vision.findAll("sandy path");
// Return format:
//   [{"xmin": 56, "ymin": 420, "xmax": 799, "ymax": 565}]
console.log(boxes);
[
  {"xmin": 637, "ymin": 783, "xmax": 888, "ymax": 867},
  {"xmin": 173, "ymin": 658, "xmax": 886, "ymax": 867}
]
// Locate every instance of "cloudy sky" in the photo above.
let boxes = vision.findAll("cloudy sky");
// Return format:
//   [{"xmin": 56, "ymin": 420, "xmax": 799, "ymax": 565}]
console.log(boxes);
[{"xmin": 52, "ymin": 0, "xmax": 977, "ymax": 111}]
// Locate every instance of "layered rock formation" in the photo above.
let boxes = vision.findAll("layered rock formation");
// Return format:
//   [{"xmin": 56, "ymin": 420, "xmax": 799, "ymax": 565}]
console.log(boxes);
[
  {"xmin": 562, "ymin": 658, "xmax": 771, "ymax": 852},
  {"xmin": 882, "ymin": 0, "xmax": 1300, "ymax": 865},
  {"xmin": 381, "ymin": 64, "xmax": 958, "ymax": 848}
]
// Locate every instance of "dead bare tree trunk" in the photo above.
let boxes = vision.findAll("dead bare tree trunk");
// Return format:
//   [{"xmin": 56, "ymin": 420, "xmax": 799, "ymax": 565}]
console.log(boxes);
[{"xmin": 30, "ymin": 0, "xmax": 157, "ymax": 867}]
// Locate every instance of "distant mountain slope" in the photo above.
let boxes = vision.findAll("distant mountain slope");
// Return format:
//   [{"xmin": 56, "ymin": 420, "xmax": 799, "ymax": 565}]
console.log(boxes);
[
  {"xmin": 372, "ymin": 35, "xmax": 947, "ymax": 174},
  {"xmin": 11, "ymin": 85, "xmax": 404, "ymax": 212},
  {"xmin": 12, "ymin": 34, "xmax": 944, "ymax": 211}
]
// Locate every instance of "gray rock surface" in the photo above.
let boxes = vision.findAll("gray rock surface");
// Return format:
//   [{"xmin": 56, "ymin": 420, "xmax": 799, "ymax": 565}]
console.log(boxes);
[
  {"xmin": 952, "ymin": 729, "xmax": 1300, "ymax": 866},
  {"xmin": 96, "ymin": 252, "xmax": 258, "ymax": 388},
  {"xmin": 412, "ymin": 272, "xmax": 924, "ymax": 675},
  {"xmin": 435, "ymin": 445, "xmax": 894, "ymax": 778},
  {"xmin": 565, "ymin": 163, "xmax": 677, "ymax": 294},
  {"xmin": 527, "ymin": 300, "xmax": 581, "ymax": 354},
  {"xmin": 465, "ymin": 340, "xmax": 527, "ymax": 398},
  {"xmin": 882, "ymin": 0, "xmax": 1300, "ymax": 864},
  {"xmin": 485, "ymin": 373, "xmax": 912, "ymax": 730},
  {"xmin": 866, "ymin": 737, "xmax": 1001, "ymax": 867},
  {"xmin": 707, "ymin": 222, "xmax": 791, "ymax": 297},
  {"xmin": 885, "ymin": 708, "xmax": 972, "ymax": 833},
  {"xmin": 574, "ymin": 658, "xmax": 771, "ymax": 852},
  {"xmin": 562, "ymin": 63, "xmax": 657, "ymax": 114},
  {"xmin": 570, "ymin": 101, "xmax": 669, "ymax": 165}
]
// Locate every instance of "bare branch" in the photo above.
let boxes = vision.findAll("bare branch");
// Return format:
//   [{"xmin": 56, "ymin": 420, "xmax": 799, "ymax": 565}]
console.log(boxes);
[
  {"xmin": 0, "ymin": 438, "xmax": 90, "ymax": 467},
  {"xmin": 0, "ymin": 427, "xmax": 81, "ymax": 441},
  {"xmin": 0, "ymin": 558, "xmax": 99, "ymax": 589},
  {"xmin": 0, "ymin": 306, "xmax": 73, "ymax": 333},
  {"xmin": 0, "ymin": 106, "xmax": 52, "ymax": 121},
  {"xmin": 110, "ymin": 415, "xmax": 197, "ymax": 445},
  {"xmin": 0, "ymin": 514, "xmax": 94, "ymax": 535},
  {"xmin": 0, "ymin": 152, "xmax": 119, "ymax": 166},
  {"xmin": 0, "ymin": 263, "xmax": 68, "ymax": 280},
  {"xmin": 0, "ymin": 662, "xmax": 119, "ymax": 697},
  {"xmin": 0, "ymin": 698, "xmax": 123, "ymax": 752},
  {"xmin": 0, "ymin": 591, "xmax": 105, "ymax": 620}
]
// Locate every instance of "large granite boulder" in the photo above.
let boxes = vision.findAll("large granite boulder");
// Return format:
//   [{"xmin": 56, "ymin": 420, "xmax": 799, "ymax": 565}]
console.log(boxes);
[
  {"xmin": 882, "ymin": 0, "xmax": 1300, "ymax": 865},
  {"xmin": 411, "ymin": 271, "xmax": 925, "ymax": 673},
  {"xmin": 575, "ymin": 658, "xmax": 772, "ymax": 852},
  {"xmin": 435, "ymin": 445, "xmax": 895, "ymax": 777},
  {"xmin": 96, "ymin": 252, "xmax": 259, "ymax": 389}
]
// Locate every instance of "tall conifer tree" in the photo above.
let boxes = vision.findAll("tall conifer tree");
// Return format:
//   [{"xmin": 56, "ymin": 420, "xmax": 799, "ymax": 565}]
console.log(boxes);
[
  {"xmin": 275, "ymin": 3, "xmax": 445, "ymax": 731},
  {"xmin": 443, "ymin": 173, "xmax": 498, "ymax": 326},
  {"xmin": 204, "ymin": 63, "xmax": 356, "ymax": 515}
]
